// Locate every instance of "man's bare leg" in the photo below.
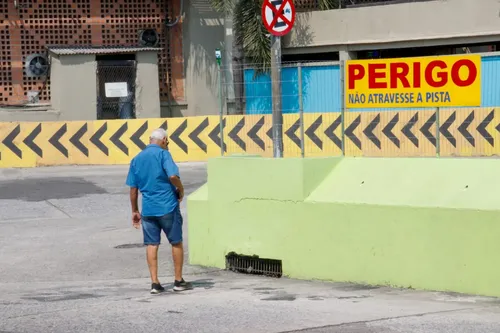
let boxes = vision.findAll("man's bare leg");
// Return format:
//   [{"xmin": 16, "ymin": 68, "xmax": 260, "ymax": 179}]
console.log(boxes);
[
  {"xmin": 172, "ymin": 242, "xmax": 190, "ymax": 291},
  {"xmin": 172, "ymin": 242, "xmax": 183, "ymax": 281},
  {"xmin": 147, "ymin": 245, "xmax": 160, "ymax": 284}
]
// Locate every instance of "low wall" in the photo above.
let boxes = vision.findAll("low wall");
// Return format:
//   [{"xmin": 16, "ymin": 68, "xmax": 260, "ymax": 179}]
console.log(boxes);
[
  {"xmin": 0, "ymin": 117, "xmax": 221, "ymax": 168},
  {"xmin": 188, "ymin": 156, "xmax": 500, "ymax": 297},
  {"xmin": 1, "ymin": 107, "xmax": 499, "ymax": 168}
]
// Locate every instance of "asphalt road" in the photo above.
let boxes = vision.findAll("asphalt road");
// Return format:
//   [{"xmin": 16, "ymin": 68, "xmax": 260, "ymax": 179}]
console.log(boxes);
[{"xmin": 1, "ymin": 162, "xmax": 500, "ymax": 333}]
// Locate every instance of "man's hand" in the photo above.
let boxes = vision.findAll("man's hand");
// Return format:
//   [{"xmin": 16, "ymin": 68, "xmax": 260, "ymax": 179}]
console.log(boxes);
[
  {"xmin": 132, "ymin": 211, "xmax": 141, "ymax": 229},
  {"xmin": 177, "ymin": 188, "xmax": 184, "ymax": 203},
  {"xmin": 170, "ymin": 175, "xmax": 184, "ymax": 203}
]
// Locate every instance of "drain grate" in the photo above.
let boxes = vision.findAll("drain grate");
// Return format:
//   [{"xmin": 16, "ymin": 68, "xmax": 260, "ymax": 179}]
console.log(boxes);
[{"xmin": 225, "ymin": 252, "xmax": 282, "ymax": 278}]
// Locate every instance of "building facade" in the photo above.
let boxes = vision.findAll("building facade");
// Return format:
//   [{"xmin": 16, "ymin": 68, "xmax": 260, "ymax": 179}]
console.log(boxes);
[
  {"xmin": 0, "ymin": 0, "xmax": 183, "ymax": 120},
  {"xmin": 239, "ymin": 0, "xmax": 500, "ymax": 115},
  {"xmin": 285, "ymin": 0, "xmax": 500, "ymax": 59},
  {"xmin": 1, "ymin": 0, "xmax": 499, "ymax": 122}
]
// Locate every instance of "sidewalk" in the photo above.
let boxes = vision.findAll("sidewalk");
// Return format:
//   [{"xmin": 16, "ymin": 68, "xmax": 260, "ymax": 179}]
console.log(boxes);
[
  {"xmin": 0, "ymin": 163, "xmax": 499, "ymax": 333},
  {"xmin": 2, "ymin": 270, "xmax": 500, "ymax": 333}
]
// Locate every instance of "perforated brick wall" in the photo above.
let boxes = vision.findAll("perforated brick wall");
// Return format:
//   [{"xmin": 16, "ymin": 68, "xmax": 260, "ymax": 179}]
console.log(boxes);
[{"xmin": 0, "ymin": 0, "xmax": 183, "ymax": 105}]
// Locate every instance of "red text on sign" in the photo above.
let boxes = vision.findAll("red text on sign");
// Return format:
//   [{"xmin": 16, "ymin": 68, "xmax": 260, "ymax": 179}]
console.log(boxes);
[{"xmin": 347, "ymin": 59, "xmax": 478, "ymax": 90}]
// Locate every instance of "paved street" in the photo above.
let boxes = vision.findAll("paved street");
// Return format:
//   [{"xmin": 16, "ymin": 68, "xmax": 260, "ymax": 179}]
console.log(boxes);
[{"xmin": 1, "ymin": 163, "xmax": 500, "ymax": 333}]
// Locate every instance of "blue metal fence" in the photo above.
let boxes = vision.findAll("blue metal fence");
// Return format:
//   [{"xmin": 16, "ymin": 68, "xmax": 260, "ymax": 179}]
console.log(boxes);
[
  {"xmin": 243, "ymin": 54, "xmax": 500, "ymax": 114},
  {"xmin": 481, "ymin": 55, "xmax": 500, "ymax": 107}
]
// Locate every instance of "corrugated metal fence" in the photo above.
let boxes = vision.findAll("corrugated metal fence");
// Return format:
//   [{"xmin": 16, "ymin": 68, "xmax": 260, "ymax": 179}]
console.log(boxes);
[
  {"xmin": 219, "ymin": 53, "xmax": 500, "ymax": 158},
  {"xmin": 238, "ymin": 54, "xmax": 500, "ymax": 115}
]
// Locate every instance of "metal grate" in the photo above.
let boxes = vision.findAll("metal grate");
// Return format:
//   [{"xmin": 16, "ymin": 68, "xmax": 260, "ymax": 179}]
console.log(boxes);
[
  {"xmin": 226, "ymin": 252, "xmax": 283, "ymax": 278},
  {"xmin": 96, "ymin": 61, "xmax": 137, "ymax": 120}
]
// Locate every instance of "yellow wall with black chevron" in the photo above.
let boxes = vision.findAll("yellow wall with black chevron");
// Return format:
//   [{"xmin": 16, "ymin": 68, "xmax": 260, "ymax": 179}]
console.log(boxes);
[{"xmin": 1, "ymin": 108, "xmax": 499, "ymax": 168}]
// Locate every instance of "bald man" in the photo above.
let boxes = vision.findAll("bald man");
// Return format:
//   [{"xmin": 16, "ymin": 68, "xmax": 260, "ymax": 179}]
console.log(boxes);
[{"xmin": 126, "ymin": 128, "xmax": 191, "ymax": 294}]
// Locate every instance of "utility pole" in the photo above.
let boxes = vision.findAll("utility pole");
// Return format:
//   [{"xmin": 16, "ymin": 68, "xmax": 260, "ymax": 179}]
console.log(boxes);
[{"xmin": 270, "ymin": 35, "xmax": 283, "ymax": 158}]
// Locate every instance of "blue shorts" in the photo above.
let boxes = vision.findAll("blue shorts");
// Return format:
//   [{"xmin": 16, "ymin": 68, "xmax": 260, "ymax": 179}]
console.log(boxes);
[{"xmin": 141, "ymin": 206, "xmax": 183, "ymax": 245}]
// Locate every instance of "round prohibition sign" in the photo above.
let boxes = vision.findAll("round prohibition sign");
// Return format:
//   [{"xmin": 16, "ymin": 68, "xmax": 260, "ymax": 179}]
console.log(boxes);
[{"xmin": 262, "ymin": 0, "xmax": 296, "ymax": 37}]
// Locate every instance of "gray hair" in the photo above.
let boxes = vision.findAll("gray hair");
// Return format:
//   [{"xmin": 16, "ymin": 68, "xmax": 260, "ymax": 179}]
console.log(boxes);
[{"xmin": 150, "ymin": 128, "xmax": 167, "ymax": 141}]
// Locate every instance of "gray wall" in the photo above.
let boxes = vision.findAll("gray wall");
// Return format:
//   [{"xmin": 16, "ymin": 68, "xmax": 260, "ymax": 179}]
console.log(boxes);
[
  {"xmin": 50, "ymin": 54, "xmax": 97, "ymax": 121},
  {"xmin": 135, "ymin": 51, "xmax": 161, "ymax": 118},
  {"xmin": 0, "ymin": 108, "xmax": 61, "ymax": 122},
  {"xmin": 182, "ymin": 0, "xmax": 224, "ymax": 117},
  {"xmin": 285, "ymin": 0, "xmax": 500, "ymax": 51},
  {"xmin": 1, "ymin": 52, "xmax": 161, "ymax": 122}
]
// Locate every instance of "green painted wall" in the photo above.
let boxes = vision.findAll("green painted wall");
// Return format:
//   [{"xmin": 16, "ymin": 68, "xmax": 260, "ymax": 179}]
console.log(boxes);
[
  {"xmin": 206, "ymin": 156, "xmax": 340, "ymax": 202},
  {"xmin": 187, "ymin": 156, "xmax": 500, "ymax": 297},
  {"xmin": 308, "ymin": 157, "xmax": 500, "ymax": 210}
]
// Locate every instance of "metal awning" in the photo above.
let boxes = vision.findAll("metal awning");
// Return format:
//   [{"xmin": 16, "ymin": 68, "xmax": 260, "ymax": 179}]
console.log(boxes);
[{"xmin": 46, "ymin": 46, "xmax": 162, "ymax": 56}]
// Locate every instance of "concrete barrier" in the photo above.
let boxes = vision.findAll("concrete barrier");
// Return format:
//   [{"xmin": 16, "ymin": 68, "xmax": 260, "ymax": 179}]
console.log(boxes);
[
  {"xmin": 2, "ymin": 107, "xmax": 500, "ymax": 168},
  {"xmin": 188, "ymin": 156, "xmax": 500, "ymax": 297}
]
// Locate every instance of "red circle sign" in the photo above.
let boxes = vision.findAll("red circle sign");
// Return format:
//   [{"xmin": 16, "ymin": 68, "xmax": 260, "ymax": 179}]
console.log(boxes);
[{"xmin": 261, "ymin": 0, "xmax": 296, "ymax": 37}]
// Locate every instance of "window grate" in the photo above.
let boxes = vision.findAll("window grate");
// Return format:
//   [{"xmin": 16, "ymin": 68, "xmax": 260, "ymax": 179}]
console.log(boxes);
[{"xmin": 225, "ymin": 252, "xmax": 283, "ymax": 278}]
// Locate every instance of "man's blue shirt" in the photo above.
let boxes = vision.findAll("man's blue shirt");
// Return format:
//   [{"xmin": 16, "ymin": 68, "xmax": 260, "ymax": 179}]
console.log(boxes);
[{"xmin": 126, "ymin": 144, "xmax": 180, "ymax": 217}]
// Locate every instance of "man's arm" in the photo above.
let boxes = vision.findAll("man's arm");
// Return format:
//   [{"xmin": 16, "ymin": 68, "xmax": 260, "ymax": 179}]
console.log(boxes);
[
  {"xmin": 126, "ymin": 162, "xmax": 141, "ymax": 227},
  {"xmin": 169, "ymin": 175, "xmax": 184, "ymax": 202},
  {"xmin": 130, "ymin": 187, "xmax": 139, "ymax": 213},
  {"xmin": 126, "ymin": 163, "xmax": 138, "ymax": 211},
  {"xmin": 162, "ymin": 151, "xmax": 184, "ymax": 201},
  {"xmin": 129, "ymin": 187, "xmax": 141, "ymax": 228}
]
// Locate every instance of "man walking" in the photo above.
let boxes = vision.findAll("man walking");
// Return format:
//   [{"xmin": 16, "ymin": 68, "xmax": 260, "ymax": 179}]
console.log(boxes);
[{"xmin": 126, "ymin": 128, "xmax": 190, "ymax": 294}]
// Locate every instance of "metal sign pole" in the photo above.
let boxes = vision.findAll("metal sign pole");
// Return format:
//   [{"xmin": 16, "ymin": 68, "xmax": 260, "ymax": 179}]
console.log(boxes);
[
  {"xmin": 271, "ymin": 35, "xmax": 283, "ymax": 158},
  {"xmin": 215, "ymin": 48, "xmax": 224, "ymax": 156},
  {"xmin": 262, "ymin": 0, "xmax": 295, "ymax": 158}
]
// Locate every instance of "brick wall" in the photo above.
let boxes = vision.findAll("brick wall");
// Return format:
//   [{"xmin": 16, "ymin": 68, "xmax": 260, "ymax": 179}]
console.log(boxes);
[{"xmin": 0, "ymin": 0, "xmax": 183, "ymax": 105}]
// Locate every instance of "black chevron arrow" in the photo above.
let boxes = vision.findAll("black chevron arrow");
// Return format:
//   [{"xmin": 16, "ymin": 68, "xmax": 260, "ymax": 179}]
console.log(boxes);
[
  {"xmin": 382, "ymin": 113, "xmax": 400, "ymax": 148},
  {"xmin": 23, "ymin": 123, "xmax": 42, "ymax": 158},
  {"xmin": 160, "ymin": 121, "xmax": 168, "ymax": 131},
  {"xmin": 189, "ymin": 117, "xmax": 208, "ymax": 153},
  {"xmin": 420, "ymin": 112, "xmax": 437, "ymax": 147},
  {"xmin": 248, "ymin": 116, "xmax": 265, "ymax": 150},
  {"xmin": 170, "ymin": 119, "xmax": 188, "ymax": 153},
  {"xmin": 266, "ymin": 126, "xmax": 273, "ymax": 141},
  {"xmin": 209, "ymin": 118, "xmax": 227, "ymax": 152},
  {"xmin": 285, "ymin": 118, "xmax": 301, "ymax": 148},
  {"xmin": 477, "ymin": 110, "xmax": 494, "ymax": 147},
  {"xmin": 110, "ymin": 122, "xmax": 128, "ymax": 155},
  {"xmin": 130, "ymin": 121, "xmax": 148, "ymax": 151},
  {"xmin": 440, "ymin": 111, "xmax": 456, "ymax": 147},
  {"xmin": 2, "ymin": 124, "xmax": 22, "ymax": 159},
  {"xmin": 49, "ymin": 124, "xmax": 68, "ymax": 158},
  {"xmin": 457, "ymin": 111, "xmax": 475, "ymax": 147},
  {"xmin": 306, "ymin": 115, "xmax": 323, "ymax": 149},
  {"xmin": 228, "ymin": 117, "xmax": 246, "ymax": 151},
  {"xmin": 363, "ymin": 114, "xmax": 381, "ymax": 149},
  {"xmin": 69, "ymin": 123, "xmax": 89, "ymax": 157},
  {"xmin": 345, "ymin": 115, "xmax": 361, "ymax": 150},
  {"xmin": 402, "ymin": 113, "xmax": 419, "ymax": 148},
  {"xmin": 90, "ymin": 122, "xmax": 109, "ymax": 156},
  {"xmin": 324, "ymin": 115, "xmax": 342, "ymax": 150}
]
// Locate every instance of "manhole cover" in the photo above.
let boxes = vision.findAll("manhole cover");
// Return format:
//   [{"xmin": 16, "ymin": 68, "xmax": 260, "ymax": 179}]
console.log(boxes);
[{"xmin": 114, "ymin": 243, "xmax": 145, "ymax": 249}]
